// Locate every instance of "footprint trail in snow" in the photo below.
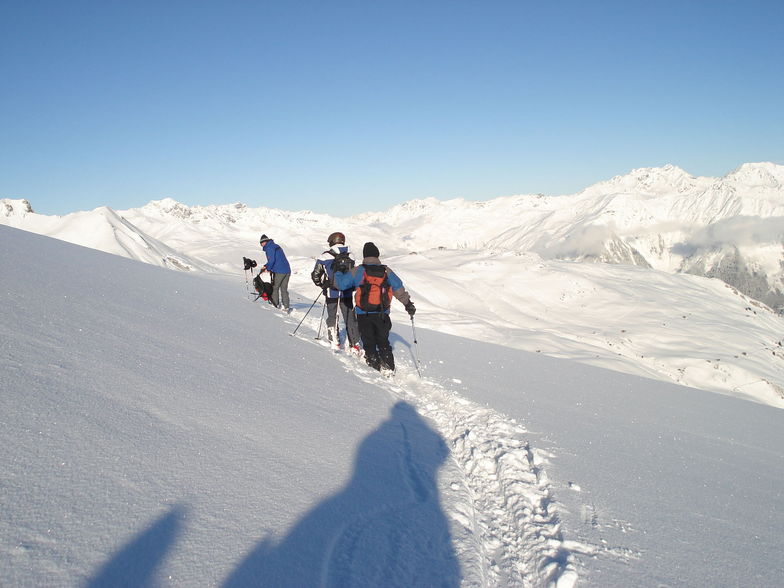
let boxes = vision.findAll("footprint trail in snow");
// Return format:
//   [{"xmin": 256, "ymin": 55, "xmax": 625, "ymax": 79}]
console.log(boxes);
[{"xmin": 279, "ymin": 301, "xmax": 589, "ymax": 587}]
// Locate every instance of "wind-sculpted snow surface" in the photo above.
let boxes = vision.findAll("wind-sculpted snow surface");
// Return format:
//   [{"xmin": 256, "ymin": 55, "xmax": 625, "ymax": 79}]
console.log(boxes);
[
  {"xmin": 0, "ymin": 225, "xmax": 571, "ymax": 587},
  {"xmin": 0, "ymin": 226, "xmax": 463, "ymax": 587},
  {"xmin": 2, "ymin": 225, "xmax": 783, "ymax": 587}
]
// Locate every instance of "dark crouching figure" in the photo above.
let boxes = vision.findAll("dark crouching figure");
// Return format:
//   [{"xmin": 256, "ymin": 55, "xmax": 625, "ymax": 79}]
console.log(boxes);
[
  {"xmin": 334, "ymin": 242, "xmax": 415, "ymax": 372},
  {"xmin": 311, "ymin": 232, "xmax": 361, "ymax": 354}
]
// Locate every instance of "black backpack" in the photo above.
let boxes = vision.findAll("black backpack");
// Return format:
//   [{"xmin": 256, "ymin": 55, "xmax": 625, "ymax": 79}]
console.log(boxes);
[
  {"xmin": 329, "ymin": 249, "xmax": 355, "ymax": 275},
  {"xmin": 253, "ymin": 274, "xmax": 274, "ymax": 303}
]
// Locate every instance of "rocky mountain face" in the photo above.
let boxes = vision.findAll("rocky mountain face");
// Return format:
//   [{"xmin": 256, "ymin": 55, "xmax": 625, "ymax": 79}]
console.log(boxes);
[
  {"xmin": 2, "ymin": 198, "xmax": 34, "ymax": 217},
  {"xmin": 679, "ymin": 244, "xmax": 783, "ymax": 310},
  {"xmin": 581, "ymin": 164, "xmax": 784, "ymax": 310}
]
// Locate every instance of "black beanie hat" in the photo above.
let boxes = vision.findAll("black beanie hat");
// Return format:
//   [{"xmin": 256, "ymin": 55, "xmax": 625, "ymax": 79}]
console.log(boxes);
[
  {"xmin": 259, "ymin": 234, "xmax": 269, "ymax": 244},
  {"xmin": 363, "ymin": 242, "xmax": 380, "ymax": 258}
]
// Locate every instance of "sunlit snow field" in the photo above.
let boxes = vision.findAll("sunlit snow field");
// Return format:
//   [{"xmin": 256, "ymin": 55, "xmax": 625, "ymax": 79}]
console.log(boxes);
[
  {"xmin": 3, "ymin": 164, "xmax": 784, "ymax": 586},
  {"xmin": 2, "ymin": 225, "xmax": 783, "ymax": 587}
]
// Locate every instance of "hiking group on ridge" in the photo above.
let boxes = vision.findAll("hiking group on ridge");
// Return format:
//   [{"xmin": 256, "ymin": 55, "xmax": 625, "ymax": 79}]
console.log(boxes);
[{"xmin": 255, "ymin": 232, "xmax": 416, "ymax": 373}]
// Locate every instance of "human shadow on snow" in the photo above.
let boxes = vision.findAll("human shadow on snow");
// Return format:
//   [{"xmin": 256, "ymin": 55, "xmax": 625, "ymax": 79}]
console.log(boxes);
[
  {"xmin": 83, "ymin": 403, "xmax": 458, "ymax": 587},
  {"xmin": 84, "ymin": 504, "xmax": 185, "ymax": 588},
  {"xmin": 222, "ymin": 401, "xmax": 461, "ymax": 588}
]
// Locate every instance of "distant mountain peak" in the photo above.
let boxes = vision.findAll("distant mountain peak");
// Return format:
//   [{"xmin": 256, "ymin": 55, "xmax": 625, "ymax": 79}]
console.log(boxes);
[
  {"xmin": 725, "ymin": 162, "xmax": 784, "ymax": 187},
  {"xmin": 617, "ymin": 163, "xmax": 692, "ymax": 180},
  {"xmin": 573, "ymin": 164, "xmax": 712, "ymax": 199},
  {"xmin": 154, "ymin": 197, "xmax": 183, "ymax": 207},
  {"xmin": 632, "ymin": 163, "xmax": 689, "ymax": 175},
  {"xmin": 2, "ymin": 198, "xmax": 35, "ymax": 217},
  {"xmin": 143, "ymin": 197, "xmax": 190, "ymax": 212},
  {"xmin": 136, "ymin": 198, "xmax": 212, "ymax": 222}
]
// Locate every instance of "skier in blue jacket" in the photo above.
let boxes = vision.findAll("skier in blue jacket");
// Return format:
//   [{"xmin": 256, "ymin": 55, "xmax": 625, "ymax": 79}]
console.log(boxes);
[
  {"xmin": 311, "ymin": 232, "xmax": 361, "ymax": 354},
  {"xmin": 259, "ymin": 234, "xmax": 291, "ymax": 312},
  {"xmin": 334, "ymin": 242, "xmax": 415, "ymax": 372}
]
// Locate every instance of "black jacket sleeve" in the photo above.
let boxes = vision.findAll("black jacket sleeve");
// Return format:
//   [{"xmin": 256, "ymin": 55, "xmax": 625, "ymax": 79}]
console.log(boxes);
[{"xmin": 311, "ymin": 261, "xmax": 326, "ymax": 288}]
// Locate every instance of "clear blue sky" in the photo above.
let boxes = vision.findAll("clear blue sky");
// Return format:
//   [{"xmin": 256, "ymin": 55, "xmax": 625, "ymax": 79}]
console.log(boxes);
[{"xmin": 2, "ymin": 0, "xmax": 782, "ymax": 216}]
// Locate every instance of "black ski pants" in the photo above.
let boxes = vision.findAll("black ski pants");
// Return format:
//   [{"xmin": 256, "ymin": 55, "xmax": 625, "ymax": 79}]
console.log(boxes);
[
  {"xmin": 326, "ymin": 296, "xmax": 360, "ymax": 346},
  {"xmin": 356, "ymin": 312, "xmax": 394, "ymax": 371}
]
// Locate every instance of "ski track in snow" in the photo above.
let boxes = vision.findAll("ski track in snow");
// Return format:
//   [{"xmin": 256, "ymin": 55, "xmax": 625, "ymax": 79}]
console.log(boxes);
[{"xmin": 272, "ymin": 296, "xmax": 598, "ymax": 587}]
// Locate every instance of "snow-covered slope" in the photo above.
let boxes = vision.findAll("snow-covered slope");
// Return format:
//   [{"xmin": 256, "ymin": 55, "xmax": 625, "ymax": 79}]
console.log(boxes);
[
  {"xmin": 2, "ymin": 224, "xmax": 783, "ymax": 587},
  {"xmin": 0, "ymin": 225, "xmax": 469, "ymax": 586},
  {"xmin": 1, "ymin": 198, "xmax": 215, "ymax": 272},
  {"xmin": 390, "ymin": 248, "xmax": 784, "ymax": 408}
]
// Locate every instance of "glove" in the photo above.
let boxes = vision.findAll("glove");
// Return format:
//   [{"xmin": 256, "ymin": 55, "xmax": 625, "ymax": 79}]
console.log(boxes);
[
  {"xmin": 311, "ymin": 272, "xmax": 325, "ymax": 288},
  {"xmin": 405, "ymin": 301, "xmax": 416, "ymax": 316}
]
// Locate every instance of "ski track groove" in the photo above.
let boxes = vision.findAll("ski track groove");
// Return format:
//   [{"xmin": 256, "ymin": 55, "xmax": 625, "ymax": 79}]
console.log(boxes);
[{"xmin": 274, "ymin": 300, "xmax": 582, "ymax": 587}]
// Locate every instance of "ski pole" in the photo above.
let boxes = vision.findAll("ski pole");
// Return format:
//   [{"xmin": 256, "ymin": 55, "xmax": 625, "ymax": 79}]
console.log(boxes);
[
  {"xmin": 410, "ymin": 316, "xmax": 422, "ymax": 378},
  {"xmin": 334, "ymin": 295, "xmax": 341, "ymax": 347},
  {"xmin": 291, "ymin": 291, "xmax": 324, "ymax": 336},
  {"xmin": 315, "ymin": 293, "xmax": 327, "ymax": 339}
]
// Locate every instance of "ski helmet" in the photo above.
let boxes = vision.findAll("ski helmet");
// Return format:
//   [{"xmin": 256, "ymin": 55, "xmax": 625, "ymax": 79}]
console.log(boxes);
[{"xmin": 328, "ymin": 232, "xmax": 345, "ymax": 246}]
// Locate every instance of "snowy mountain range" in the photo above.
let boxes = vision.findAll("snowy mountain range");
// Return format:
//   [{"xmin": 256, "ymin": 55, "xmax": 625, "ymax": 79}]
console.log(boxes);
[
  {"xmin": 4, "ymin": 162, "xmax": 783, "ymax": 306},
  {"xmin": 2, "ymin": 163, "xmax": 784, "ymax": 407}
]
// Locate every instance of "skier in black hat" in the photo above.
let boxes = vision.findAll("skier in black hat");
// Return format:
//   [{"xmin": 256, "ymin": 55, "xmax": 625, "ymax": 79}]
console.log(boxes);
[
  {"xmin": 259, "ymin": 234, "xmax": 291, "ymax": 312},
  {"xmin": 333, "ymin": 242, "xmax": 415, "ymax": 373}
]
